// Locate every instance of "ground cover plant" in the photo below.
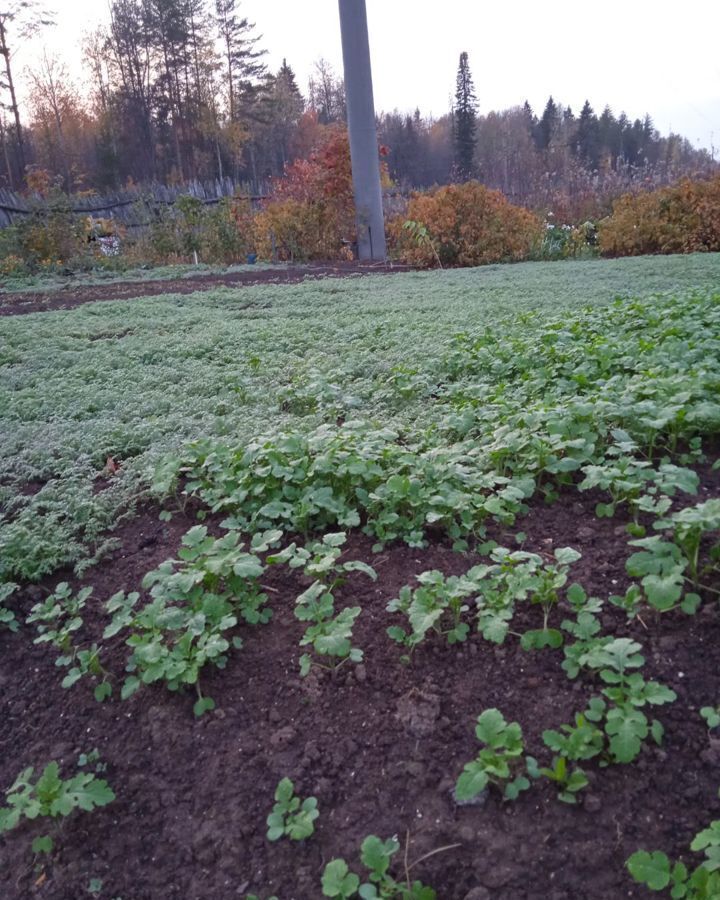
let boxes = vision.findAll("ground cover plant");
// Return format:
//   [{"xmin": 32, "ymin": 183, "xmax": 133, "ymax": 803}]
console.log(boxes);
[{"xmin": 1, "ymin": 253, "xmax": 720, "ymax": 898}]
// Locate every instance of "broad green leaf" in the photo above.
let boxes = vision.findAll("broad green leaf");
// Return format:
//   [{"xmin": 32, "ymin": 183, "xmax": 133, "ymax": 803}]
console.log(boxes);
[
  {"xmin": 626, "ymin": 850, "xmax": 671, "ymax": 890},
  {"xmin": 322, "ymin": 859, "xmax": 360, "ymax": 898},
  {"xmin": 455, "ymin": 764, "xmax": 489, "ymax": 801},
  {"xmin": 32, "ymin": 835, "xmax": 53, "ymax": 854}
]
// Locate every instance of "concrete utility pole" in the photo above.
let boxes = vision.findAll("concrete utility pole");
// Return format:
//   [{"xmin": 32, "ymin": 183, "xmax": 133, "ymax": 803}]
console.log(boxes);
[{"xmin": 338, "ymin": 0, "xmax": 387, "ymax": 261}]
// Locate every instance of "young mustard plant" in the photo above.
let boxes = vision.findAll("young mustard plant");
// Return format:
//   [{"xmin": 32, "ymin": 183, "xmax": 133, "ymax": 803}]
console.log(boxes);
[
  {"xmin": 266, "ymin": 778, "xmax": 318, "ymax": 842},
  {"xmin": 0, "ymin": 760, "xmax": 114, "ymax": 855},
  {"xmin": 322, "ymin": 834, "xmax": 437, "ymax": 899},
  {"xmin": 27, "ymin": 582, "xmax": 112, "ymax": 701},
  {"xmin": 454, "ymin": 708, "xmax": 535, "ymax": 802},
  {"xmin": 104, "ymin": 525, "xmax": 269, "ymax": 716},
  {"xmin": 0, "ymin": 581, "xmax": 18, "ymax": 632},
  {"xmin": 627, "ymin": 809, "xmax": 720, "ymax": 897}
]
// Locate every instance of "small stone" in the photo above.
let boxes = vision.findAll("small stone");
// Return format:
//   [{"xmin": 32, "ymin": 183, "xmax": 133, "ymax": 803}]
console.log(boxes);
[
  {"xmin": 404, "ymin": 761, "xmax": 425, "ymax": 778},
  {"xmin": 26, "ymin": 585, "xmax": 44, "ymax": 603},
  {"xmin": 270, "ymin": 725, "xmax": 296, "ymax": 748},
  {"xmin": 452, "ymin": 787, "xmax": 488, "ymax": 808},
  {"xmin": 481, "ymin": 865, "xmax": 514, "ymax": 889},
  {"xmin": 458, "ymin": 825, "xmax": 476, "ymax": 843},
  {"xmin": 355, "ymin": 664, "xmax": 367, "ymax": 683},
  {"xmin": 464, "ymin": 889, "xmax": 490, "ymax": 900},
  {"xmin": 268, "ymin": 708, "xmax": 281, "ymax": 724},
  {"xmin": 584, "ymin": 794, "xmax": 602, "ymax": 813}
]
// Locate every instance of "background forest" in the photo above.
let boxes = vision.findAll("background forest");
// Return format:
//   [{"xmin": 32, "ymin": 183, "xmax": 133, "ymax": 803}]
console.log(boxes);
[{"xmin": 0, "ymin": 0, "xmax": 715, "ymax": 216}]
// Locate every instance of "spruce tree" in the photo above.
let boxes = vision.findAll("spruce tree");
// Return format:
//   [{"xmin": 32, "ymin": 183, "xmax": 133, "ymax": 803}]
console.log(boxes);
[
  {"xmin": 536, "ymin": 96, "xmax": 558, "ymax": 150},
  {"xmin": 576, "ymin": 100, "xmax": 600, "ymax": 168},
  {"xmin": 453, "ymin": 51, "xmax": 477, "ymax": 181}
]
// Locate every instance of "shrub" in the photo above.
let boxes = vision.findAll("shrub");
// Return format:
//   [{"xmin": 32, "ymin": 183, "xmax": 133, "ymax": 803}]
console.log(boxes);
[
  {"xmin": 255, "ymin": 128, "xmax": 388, "ymax": 262},
  {"xmin": 598, "ymin": 176, "xmax": 720, "ymax": 257},
  {"xmin": 389, "ymin": 182, "xmax": 543, "ymax": 268}
]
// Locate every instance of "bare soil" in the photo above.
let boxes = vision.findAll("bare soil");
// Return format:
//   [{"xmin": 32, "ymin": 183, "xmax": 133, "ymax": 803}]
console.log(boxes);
[
  {"xmin": 0, "ymin": 262, "xmax": 411, "ymax": 317},
  {"xmin": 1, "ymin": 473, "xmax": 720, "ymax": 900}
]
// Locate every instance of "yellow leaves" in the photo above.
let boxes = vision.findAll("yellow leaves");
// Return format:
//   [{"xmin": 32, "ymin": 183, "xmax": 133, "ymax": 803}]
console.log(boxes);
[
  {"xmin": 599, "ymin": 176, "xmax": 720, "ymax": 257},
  {"xmin": 389, "ymin": 182, "xmax": 542, "ymax": 268}
]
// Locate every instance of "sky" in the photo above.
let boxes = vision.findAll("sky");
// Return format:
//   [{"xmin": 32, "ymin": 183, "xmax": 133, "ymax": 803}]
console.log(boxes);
[{"xmin": 17, "ymin": 0, "xmax": 720, "ymax": 155}]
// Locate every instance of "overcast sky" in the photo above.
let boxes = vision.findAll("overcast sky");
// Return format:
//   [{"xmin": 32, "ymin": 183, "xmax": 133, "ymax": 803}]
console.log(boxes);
[{"xmin": 20, "ymin": 0, "xmax": 720, "ymax": 154}]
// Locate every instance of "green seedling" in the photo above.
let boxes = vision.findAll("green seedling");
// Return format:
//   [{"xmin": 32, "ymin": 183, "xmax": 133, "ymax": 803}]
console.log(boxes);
[
  {"xmin": 627, "ymin": 808, "xmax": 720, "ymax": 897},
  {"xmin": 519, "ymin": 546, "xmax": 581, "ymax": 650},
  {"xmin": 701, "ymin": 707, "xmax": 720, "ymax": 730},
  {"xmin": 387, "ymin": 569, "xmax": 473, "ymax": 651},
  {"xmin": 295, "ymin": 581, "xmax": 363, "ymax": 677},
  {"xmin": 322, "ymin": 834, "xmax": 438, "ymax": 899},
  {"xmin": 581, "ymin": 638, "xmax": 676, "ymax": 763},
  {"xmin": 27, "ymin": 582, "xmax": 113, "ymax": 701},
  {"xmin": 266, "ymin": 778, "xmax": 318, "ymax": 842},
  {"xmin": 0, "ymin": 760, "xmax": 114, "ymax": 854},
  {"xmin": 535, "ymin": 756, "xmax": 589, "ymax": 804},
  {"xmin": 268, "ymin": 531, "xmax": 376, "ymax": 590},
  {"xmin": 455, "ymin": 708, "xmax": 534, "ymax": 802},
  {"xmin": 561, "ymin": 584, "xmax": 611, "ymax": 679},
  {"xmin": 105, "ymin": 525, "xmax": 269, "ymax": 715},
  {"xmin": 0, "ymin": 581, "xmax": 18, "ymax": 631},
  {"xmin": 579, "ymin": 446, "xmax": 697, "ymax": 522}
]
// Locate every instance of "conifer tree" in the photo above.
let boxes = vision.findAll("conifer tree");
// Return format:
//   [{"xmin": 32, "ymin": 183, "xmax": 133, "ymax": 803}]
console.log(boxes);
[{"xmin": 453, "ymin": 51, "xmax": 477, "ymax": 181}]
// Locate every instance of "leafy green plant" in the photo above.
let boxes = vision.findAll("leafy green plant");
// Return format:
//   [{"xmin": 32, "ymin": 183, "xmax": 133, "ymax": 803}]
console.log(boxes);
[
  {"xmin": 579, "ymin": 638, "xmax": 677, "ymax": 763},
  {"xmin": 0, "ymin": 761, "xmax": 114, "ymax": 854},
  {"xmin": 322, "ymin": 834, "xmax": 437, "ymax": 899},
  {"xmin": 386, "ymin": 569, "xmax": 473, "ymax": 652},
  {"xmin": 627, "ymin": 810, "xmax": 720, "ymax": 897},
  {"xmin": 518, "ymin": 547, "xmax": 581, "ymax": 650},
  {"xmin": 561, "ymin": 583, "xmax": 612, "ymax": 679},
  {"xmin": 294, "ymin": 581, "xmax": 363, "ymax": 677},
  {"xmin": 663, "ymin": 499, "xmax": 720, "ymax": 590},
  {"xmin": 268, "ymin": 532, "xmax": 375, "ymax": 676},
  {"xmin": 401, "ymin": 220, "xmax": 443, "ymax": 269},
  {"xmin": 454, "ymin": 708, "xmax": 534, "ymax": 802},
  {"xmin": 387, "ymin": 547, "xmax": 581, "ymax": 655},
  {"xmin": 627, "ymin": 499, "xmax": 720, "ymax": 613},
  {"xmin": 0, "ymin": 581, "xmax": 18, "ymax": 631},
  {"xmin": 578, "ymin": 440, "xmax": 698, "ymax": 521},
  {"xmin": 267, "ymin": 532, "xmax": 376, "ymax": 589},
  {"xmin": 27, "ymin": 582, "xmax": 113, "ymax": 701},
  {"xmin": 626, "ymin": 536, "xmax": 701, "ymax": 614},
  {"xmin": 534, "ymin": 755, "xmax": 589, "ymax": 804},
  {"xmin": 266, "ymin": 778, "xmax": 318, "ymax": 842},
  {"xmin": 104, "ymin": 526, "xmax": 269, "ymax": 715},
  {"xmin": 701, "ymin": 707, "xmax": 720, "ymax": 730}
]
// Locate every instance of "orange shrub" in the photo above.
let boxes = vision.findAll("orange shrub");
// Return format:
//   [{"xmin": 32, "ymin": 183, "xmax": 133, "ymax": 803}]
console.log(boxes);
[
  {"xmin": 598, "ymin": 176, "xmax": 720, "ymax": 257},
  {"xmin": 255, "ymin": 198, "xmax": 350, "ymax": 262},
  {"xmin": 389, "ymin": 182, "xmax": 543, "ymax": 268},
  {"xmin": 255, "ymin": 128, "xmax": 389, "ymax": 262}
]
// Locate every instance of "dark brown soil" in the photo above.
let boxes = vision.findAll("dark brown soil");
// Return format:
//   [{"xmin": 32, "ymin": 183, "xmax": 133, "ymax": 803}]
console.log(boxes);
[
  {"xmin": 0, "ymin": 262, "xmax": 411, "ymax": 317},
  {"xmin": 2, "ymin": 479, "xmax": 719, "ymax": 900}
]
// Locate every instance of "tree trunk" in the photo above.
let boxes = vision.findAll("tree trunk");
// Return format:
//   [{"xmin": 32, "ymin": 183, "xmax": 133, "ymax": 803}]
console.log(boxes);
[{"xmin": 0, "ymin": 17, "xmax": 26, "ymax": 177}]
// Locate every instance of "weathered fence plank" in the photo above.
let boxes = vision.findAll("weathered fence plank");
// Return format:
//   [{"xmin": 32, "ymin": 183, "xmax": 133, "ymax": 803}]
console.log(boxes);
[{"xmin": 0, "ymin": 178, "xmax": 269, "ymax": 230}]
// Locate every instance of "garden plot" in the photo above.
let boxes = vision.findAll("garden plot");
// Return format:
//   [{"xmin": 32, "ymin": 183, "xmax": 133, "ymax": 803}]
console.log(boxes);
[{"xmin": 1, "ymin": 254, "xmax": 720, "ymax": 899}]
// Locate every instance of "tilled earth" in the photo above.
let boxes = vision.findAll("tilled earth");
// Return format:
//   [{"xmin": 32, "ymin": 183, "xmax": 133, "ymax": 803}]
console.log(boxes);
[
  {"xmin": 0, "ymin": 262, "xmax": 410, "ymax": 317},
  {"xmin": 2, "ymin": 473, "xmax": 720, "ymax": 900}
]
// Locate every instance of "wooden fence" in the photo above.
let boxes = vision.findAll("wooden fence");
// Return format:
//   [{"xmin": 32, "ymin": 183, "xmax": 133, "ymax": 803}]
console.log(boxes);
[{"xmin": 0, "ymin": 178, "xmax": 269, "ymax": 230}]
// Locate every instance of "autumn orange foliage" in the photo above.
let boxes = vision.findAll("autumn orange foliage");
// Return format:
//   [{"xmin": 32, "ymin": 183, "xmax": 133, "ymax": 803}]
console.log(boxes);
[
  {"xmin": 390, "ymin": 182, "xmax": 543, "ymax": 268},
  {"xmin": 599, "ymin": 176, "xmax": 720, "ymax": 257},
  {"xmin": 255, "ymin": 128, "xmax": 389, "ymax": 261}
]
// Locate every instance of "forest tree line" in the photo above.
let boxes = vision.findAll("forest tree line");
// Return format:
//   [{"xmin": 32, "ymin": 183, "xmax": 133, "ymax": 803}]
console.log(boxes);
[{"xmin": 0, "ymin": 0, "xmax": 716, "ymax": 221}]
